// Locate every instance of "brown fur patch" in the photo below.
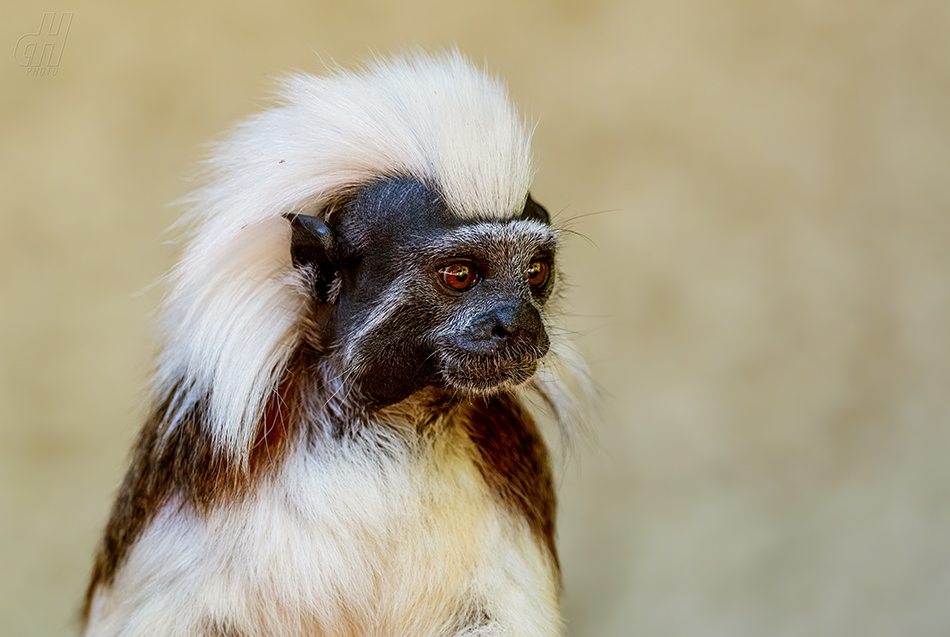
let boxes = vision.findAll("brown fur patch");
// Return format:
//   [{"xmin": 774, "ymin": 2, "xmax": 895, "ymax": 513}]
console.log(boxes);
[
  {"xmin": 81, "ymin": 351, "xmax": 309, "ymax": 626},
  {"xmin": 462, "ymin": 392, "xmax": 560, "ymax": 577},
  {"xmin": 249, "ymin": 362, "xmax": 300, "ymax": 476}
]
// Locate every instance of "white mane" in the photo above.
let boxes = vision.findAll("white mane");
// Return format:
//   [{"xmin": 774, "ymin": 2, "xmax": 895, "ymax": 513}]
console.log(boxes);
[{"xmin": 154, "ymin": 51, "xmax": 537, "ymax": 463}]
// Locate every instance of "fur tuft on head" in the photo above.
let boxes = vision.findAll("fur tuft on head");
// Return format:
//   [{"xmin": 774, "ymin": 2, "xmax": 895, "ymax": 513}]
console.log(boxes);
[{"xmin": 156, "ymin": 51, "xmax": 547, "ymax": 466}]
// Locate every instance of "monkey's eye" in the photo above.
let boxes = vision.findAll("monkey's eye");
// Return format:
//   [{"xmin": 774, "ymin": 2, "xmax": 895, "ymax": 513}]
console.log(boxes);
[
  {"xmin": 527, "ymin": 260, "xmax": 550, "ymax": 290},
  {"xmin": 438, "ymin": 263, "xmax": 479, "ymax": 291}
]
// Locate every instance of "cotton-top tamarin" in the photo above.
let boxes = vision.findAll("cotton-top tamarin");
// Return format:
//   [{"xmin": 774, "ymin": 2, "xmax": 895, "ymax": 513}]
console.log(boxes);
[{"xmin": 82, "ymin": 50, "xmax": 591, "ymax": 637}]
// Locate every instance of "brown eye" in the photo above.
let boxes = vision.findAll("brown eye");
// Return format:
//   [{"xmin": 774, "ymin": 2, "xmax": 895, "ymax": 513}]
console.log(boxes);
[
  {"xmin": 438, "ymin": 263, "xmax": 478, "ymax": 291},
  {"xmin": 527, "ymin": 260, "xmax": 549, "ymax": 289}
]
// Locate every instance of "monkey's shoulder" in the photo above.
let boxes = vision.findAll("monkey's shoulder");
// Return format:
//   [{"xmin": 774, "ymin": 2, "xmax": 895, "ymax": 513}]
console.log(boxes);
[{"xmin": 460, "ymin": 393, "xmax": 559, "ymax": 569}]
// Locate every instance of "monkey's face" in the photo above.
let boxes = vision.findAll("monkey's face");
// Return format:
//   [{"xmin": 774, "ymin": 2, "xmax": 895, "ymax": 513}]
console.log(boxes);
[
  {"xmin": 424, "ymin": 218, "xmax": 554, "ymax": 396},
  {"xmin": 288, "ymin": 178, "xmax": 557, "ymax": 408}
]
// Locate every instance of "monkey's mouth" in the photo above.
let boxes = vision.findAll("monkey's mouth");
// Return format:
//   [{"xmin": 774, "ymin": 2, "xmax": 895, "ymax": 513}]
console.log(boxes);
[{"xmin": 437, "ymin": 347, "xmax": 542, "ymax": 394}]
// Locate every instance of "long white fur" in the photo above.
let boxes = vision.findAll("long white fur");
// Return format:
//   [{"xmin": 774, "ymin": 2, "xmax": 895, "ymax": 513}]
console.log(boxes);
[
  {"xmin": 158, "ymin": 51, "xmax": 535, "ymax": 463},
  {"xmin": 88, "ymin": 51, "xmax": 591, "ymax": 637}
]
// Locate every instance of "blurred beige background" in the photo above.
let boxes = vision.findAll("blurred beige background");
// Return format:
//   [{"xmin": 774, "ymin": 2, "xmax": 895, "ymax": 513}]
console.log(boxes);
[{"xmin": 3, "ymin": 1, "xmax": 950, "ymax": 636}]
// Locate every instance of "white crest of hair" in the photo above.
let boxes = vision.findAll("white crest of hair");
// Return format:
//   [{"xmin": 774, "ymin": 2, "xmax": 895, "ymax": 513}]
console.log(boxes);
[{"xmin": 156, "ymin": 50, "xmax": 535, "ymax": 463}]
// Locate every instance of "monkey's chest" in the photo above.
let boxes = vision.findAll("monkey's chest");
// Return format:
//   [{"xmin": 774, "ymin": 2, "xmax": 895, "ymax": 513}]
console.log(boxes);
[
  {"xmin": 202, "ymin": 441, "xmax": 515, "ymax": 633},
  {"xmin": 99, "ymin": 431, "xmax": 559, "ymax": 636}
]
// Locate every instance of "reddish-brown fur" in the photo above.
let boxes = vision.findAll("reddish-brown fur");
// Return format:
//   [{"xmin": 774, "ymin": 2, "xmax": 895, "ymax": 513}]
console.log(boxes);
[
  {"xmin": 463, "ymin": 392, "xmax": 560, "ymax": 579},
  {"xmin": 81, "ymin": 357, "xmax": 305, "ymax": 624}
]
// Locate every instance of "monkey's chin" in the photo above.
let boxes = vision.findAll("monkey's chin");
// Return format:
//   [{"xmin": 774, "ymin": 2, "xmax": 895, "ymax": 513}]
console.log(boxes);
[{"xmin": 438, "ymin": 352, "xmax": 539, "ymax": 395}]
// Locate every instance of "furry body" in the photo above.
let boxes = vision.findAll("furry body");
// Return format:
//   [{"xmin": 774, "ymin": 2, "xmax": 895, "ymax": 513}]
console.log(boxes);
[{"xmin": 84, "ymin": 52, "xmax": 587, "ymax": 637}]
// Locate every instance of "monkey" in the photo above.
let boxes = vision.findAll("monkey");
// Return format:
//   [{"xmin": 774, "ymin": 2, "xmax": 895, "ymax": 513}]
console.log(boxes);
[{"xmin": 82, "ymin": 51, "xmax": 591, "ymax": 637}]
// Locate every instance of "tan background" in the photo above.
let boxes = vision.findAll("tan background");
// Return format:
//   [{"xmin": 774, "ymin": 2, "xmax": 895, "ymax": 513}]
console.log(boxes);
[{"xmin": 3, "ymin": 1, "xmax": 950, "ymax": 636}]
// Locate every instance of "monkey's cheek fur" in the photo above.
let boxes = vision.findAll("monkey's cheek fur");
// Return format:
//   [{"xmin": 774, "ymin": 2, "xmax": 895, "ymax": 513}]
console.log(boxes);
[{"xmin": 438, "ymin": 350, "xmax": 541, "ymax": 394}]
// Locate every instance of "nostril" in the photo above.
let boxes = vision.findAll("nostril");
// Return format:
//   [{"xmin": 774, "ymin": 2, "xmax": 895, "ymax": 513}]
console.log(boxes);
[{"xmin": 491, "ymin": 324, "xmax": 508, "ymax": 339}]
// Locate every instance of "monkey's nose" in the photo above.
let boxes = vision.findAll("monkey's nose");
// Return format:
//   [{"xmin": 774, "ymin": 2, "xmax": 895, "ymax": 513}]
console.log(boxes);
[{"xmin": 465, "ymin": 303, "xmax": 549, "ymax": 355}]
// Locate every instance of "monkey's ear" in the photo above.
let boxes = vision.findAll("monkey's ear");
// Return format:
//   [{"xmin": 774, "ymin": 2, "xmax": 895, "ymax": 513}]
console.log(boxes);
[
  {"xmin": 284, "ymin": 213, "xmax": 335, "ymax": 266},
  {"xmin": 520, "ymin": 195, "xmax": 550, "ymax": 224},
  {"xmin": 283, "ymin": 213, "xmax": 337, "ymax": 302}
]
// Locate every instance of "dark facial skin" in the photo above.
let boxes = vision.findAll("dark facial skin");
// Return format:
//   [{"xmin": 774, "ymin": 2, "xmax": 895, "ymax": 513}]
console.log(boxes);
[{"xmin": 288, "ymin": 177, "xmax": 556, "ymax": 408}]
